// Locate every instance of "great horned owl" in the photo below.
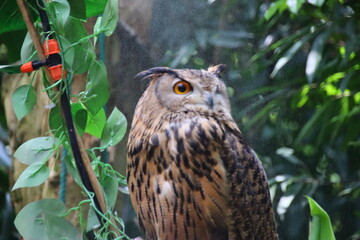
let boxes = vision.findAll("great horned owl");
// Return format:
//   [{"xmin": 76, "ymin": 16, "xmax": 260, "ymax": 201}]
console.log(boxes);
[{"xmin": 127, "ymin": 65, "xmax": 277, "ymax": 240}]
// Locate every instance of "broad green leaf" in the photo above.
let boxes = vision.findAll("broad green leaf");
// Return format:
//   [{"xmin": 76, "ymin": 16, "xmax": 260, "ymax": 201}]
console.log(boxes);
[
  {"xmin": 71, "ymin": 42, "xmax": 95, "ymax": 74},
  {"xmin": 75, "ymin": 109, "xmax": 87, "ymax": 135},
  {"xmin": 0, "ymin": 1, "xmax": 25, "ymax": 34},
  {"xmin": 85, "ymin": 0, "xmax": 108, "ymax": 18},
  {"xmin": 85, "ymin": 108, "xmax": 106, "ymax": 138},
  {"xmin": 63, "ymin": 17, "xmax": 95, "ymax": 74},
  {"xmin": 68, "ymin": 0, "xmax": 86, "ymax": 20},
  {"xmin": 58, "ymin": 35, "xmax": 74, "ymax": 70},
  {"xmin": 102, "ymin": 173, "xmax": 118, "ymax": 209},
  {"xmin": 287, "ymin": 0, "xmax": 305, "ymax": 14},
  {"xmin": 270, "ymin": 34, "xmax": 312, "ymax": 78},
  {"xmin": 45, "ymin": 214, "xmax": 81, "ymax": 240},
  {"xmin": 48, "ymin": 0, "xmax": 71, "ymax": 30},
  {"xmin": 20, "ymin": 31, "xmax": 37, "ymax": 64},
  {"xmin": 306, "ymin": 32, "xmax": 329, "ymax": 83},
  {"xmin": 0, "ymin": 65, "xmax": 21, "ymax": 74},
  {"xmin": 11, "ymin": 85, "xmax": 37, "ymax": 120},
  {"xmin": 70, "ymin": 102, "xmax": 87, "ymax": 136},
  {"xmin": 12, "ymin": 163, "xmax": 49, "ymax": 190},
  {"xmin": 307, "ymin": 0, "xmax": 325, "ymax": 7},
  {"xmin": 49, "ymin": 105, "xmax": 64, "ymax": 138},
  {"xmin": 294, "ymin": 103, "xmax": 330, "ymax": 145},
  {"xmin": 264, "ymin": 0, "xmax": 287, "ymax": 20},
  {"xmin": 14, "ymin": 137, "xmax": 56, "ymax": 165},
  {"xmin": 244, "ymin": 100, "xmax": 277, "ymax": 131},
  {"xmin": 100, "ymin": 107, "xmax": 127, "ymax": 148},
  {"xmin": 87, "ymin": 207, "xmax": 100, "ymax": 232},
  {"xmin": 93, "ymin": 16, "xmax": 103, "ymax": 46},
  {"xmin": 0, "ymin": 1, "xmax": 38, "ymax": 34},
  {"xmin": 64, "ymin": 155, "xmax": 82, "ymax": 186},
  {"xmin": 100, "ymin": 0, "xmax": 119, "ymax": 36},
  {"xmin": 14, "ymin": 199, "xmax": 80, "ymax": 240},
  {"xmin": 83, "ymin": 60, "xmax": 110, "ymax": 115},
  {"xmin": 306, "ymin": 196, "xmax": 336, "ymax": 240}
]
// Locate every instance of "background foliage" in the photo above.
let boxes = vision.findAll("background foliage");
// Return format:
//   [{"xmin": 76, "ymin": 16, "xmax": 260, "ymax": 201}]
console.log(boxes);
[
  {"xmin": 0, "ymin": 0, "xmax": 359, "ymax": 239},
  {"xmin": 148, "ymin": 0, "xmax": 360, "ymax": 239}
]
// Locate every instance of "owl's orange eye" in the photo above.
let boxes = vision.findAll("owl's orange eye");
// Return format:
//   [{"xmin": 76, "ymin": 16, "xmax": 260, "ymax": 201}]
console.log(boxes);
[{"xmin": 173, "ymin": 81, "xmax": 192, "ymax": 95}]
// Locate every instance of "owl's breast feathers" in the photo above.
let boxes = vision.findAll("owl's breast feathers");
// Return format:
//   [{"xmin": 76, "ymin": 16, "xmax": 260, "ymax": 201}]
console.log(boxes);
[{"xmin": 127, "ymin": 113, "xmax": 277, "ymax": 240}]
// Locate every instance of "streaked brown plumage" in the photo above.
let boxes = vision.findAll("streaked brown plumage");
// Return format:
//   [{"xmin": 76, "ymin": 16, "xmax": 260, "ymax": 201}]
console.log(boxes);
[{"xmin": 127, "ymin": 65, "xmax": 278, "ymax": 240}]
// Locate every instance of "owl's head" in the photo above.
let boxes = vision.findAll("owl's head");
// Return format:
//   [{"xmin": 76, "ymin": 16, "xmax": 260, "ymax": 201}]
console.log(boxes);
[{"xmin": 136, "ymin": 65, "xmax": 231, "ymax": 116}]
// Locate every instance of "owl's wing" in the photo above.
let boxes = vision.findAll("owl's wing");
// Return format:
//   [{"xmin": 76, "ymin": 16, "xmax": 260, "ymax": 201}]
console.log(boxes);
[{"xmin": 221, "ymin": 120, "xmax": 278, "ymax": 240}]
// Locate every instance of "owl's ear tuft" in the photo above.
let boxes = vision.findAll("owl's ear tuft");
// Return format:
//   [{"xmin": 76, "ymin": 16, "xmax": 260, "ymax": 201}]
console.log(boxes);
[
  {"xmin": 208, "ymin": 64, "xmax": 227, "ymax": 77},
  {"xmin": 135, "ymin": 67, "xmax": 178, "ymax": 80}
]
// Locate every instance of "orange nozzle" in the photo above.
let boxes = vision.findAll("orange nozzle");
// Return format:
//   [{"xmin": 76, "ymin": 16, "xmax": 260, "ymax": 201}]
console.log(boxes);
[
  {"xmin": 43, "ymin": 39, "xmax": 60, "ymax": 56},
  {"xmin": 48, "ymin": 64, "xmax": 64, "ymax": 81},
  {"xmin": 20, "ymin": 62, "xmax": 34, "ymax": 73}
]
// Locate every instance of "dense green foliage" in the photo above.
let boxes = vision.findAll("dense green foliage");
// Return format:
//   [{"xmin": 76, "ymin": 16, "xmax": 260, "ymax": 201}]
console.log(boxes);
[{"xmin": 155, "ymin": 0, "xmax": 359, "ymax": 239}]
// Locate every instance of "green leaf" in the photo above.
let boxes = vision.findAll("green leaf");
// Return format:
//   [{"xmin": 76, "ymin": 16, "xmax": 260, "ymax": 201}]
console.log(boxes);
[
  {"xmin": 0, "ymin": 1, "xmax": 25, "ymax": 34},
  {"xmin": 20, "ymin": 31, "xmax": 37, "ymax": 64},
  {"xmin": 70, "ymin": 102, "xmax": 106, "ymax": 137},
  {"xmin": 14, "ymin": 199, "xmax": 80, "ymax": 240},
  {"xmin": 294, "ymin": 102, "xmax": 330, "ymax": 145},
  {"xmin": 306, "ymin": 32, "xmax": 329, "ymax": 83},
  {"xmin": 63, "ymin": 17, "xmax": 95, "ymax": 74},
  {"xmin": 64, "ymin": 155, "xmax": 82, "ymax": 186},
  {"xmin": 85, "ymin": 0, "xmax": 108, "ymax": 18},
  {"xmin": 306, "ymin": 196, "xmax": 336, "ymax": 240},
  {"xmin": 58, "ymin": 35, "xmax": 74, "ymax": 70},
  {"xmin": 93, "ymin": 16, "xmax": 103, "ymax": 46},
  {"xmin": 0, "ymin": 65, "xmax": 21, "ymax": 74},
  {"xmin": 12, "ymin": 163, "xmax": 49, "ymax": 190},
  {"xmin": 72, "ymin": 42, "xmax": 95, "ymax": 74},
  {"xmin": 11, "ymin": 85, "xmax": 37, "ymax": 120},
  {"xmin": 102, "ymin": 173, "xmax": 118, "ymax": 209},
  {"xmin": 264, "ymin": 0, "xmax": 287, "ymax": 20},
  {"xmin": 68, "ymin": 0, "xmax": 86, "ymax": 20},
  {"xmin": 270, "ymin": 34, "xmax": 312, "ymax": 78},
  {"xmin": 49, "ymin": 105, "xmax": 64, "ymax": 138},
  {"xmin": 100, "ymin": 107, "xmax": 127, "ymax": 148},
  {"xmin": 83, "ymin": 60, "xmax": 110, "ymax": 115},
  {"xmin": 87, "ymin": 206, "xmax": 100, "ymax": 231},
  {"xmin": 287, "ymin": 0, "xmax": 305, "ymax": 14},
  {"xmin": 0, "ymin": 1, "xmax": 38, "ymax": 34},
  {"xmin": 100, "ymin": 0, "xmax": 119, "ymax": 36},
  {"xmin": 14, "ymin": 137, "xmax": 56, "ymax": 165},
  {"xmin": 48, "ymin": 0, "xmax": 71, "ymax": 30},
  {"xmin": 85, "ymin": 108, "xmax": 106, "ymax": 138},
  {"xmin": 70, "ymin": 102, "xmax": 88, "ymax": 136},
  {"xmin": 307, "ymin": 0, "xmax": 325, "ymax": 7}
]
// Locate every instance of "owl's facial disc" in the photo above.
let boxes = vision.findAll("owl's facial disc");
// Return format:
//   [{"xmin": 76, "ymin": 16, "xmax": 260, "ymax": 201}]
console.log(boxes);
[
  {"xmin": 204, "ymin": 92, "xmax": 214, "ymax": 109},
  {"xmin": 153, "ymin": 71, "xmax": 230, "ymax": 114}
]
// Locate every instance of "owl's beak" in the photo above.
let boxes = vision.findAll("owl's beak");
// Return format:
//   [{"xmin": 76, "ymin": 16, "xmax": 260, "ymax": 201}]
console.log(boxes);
[{"xmin": 205, "ymin": 92, "xmax": 214, "ymax": 109}]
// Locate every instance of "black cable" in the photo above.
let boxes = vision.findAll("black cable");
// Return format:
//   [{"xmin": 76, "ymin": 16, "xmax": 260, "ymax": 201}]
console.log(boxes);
[
  {"xmin": 60, "ymin": 87, "xmax": 104, "ymax": 222},
  {"xmin": 36, "ymin": 0, "xmax": 52, "ymax": 37}
]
